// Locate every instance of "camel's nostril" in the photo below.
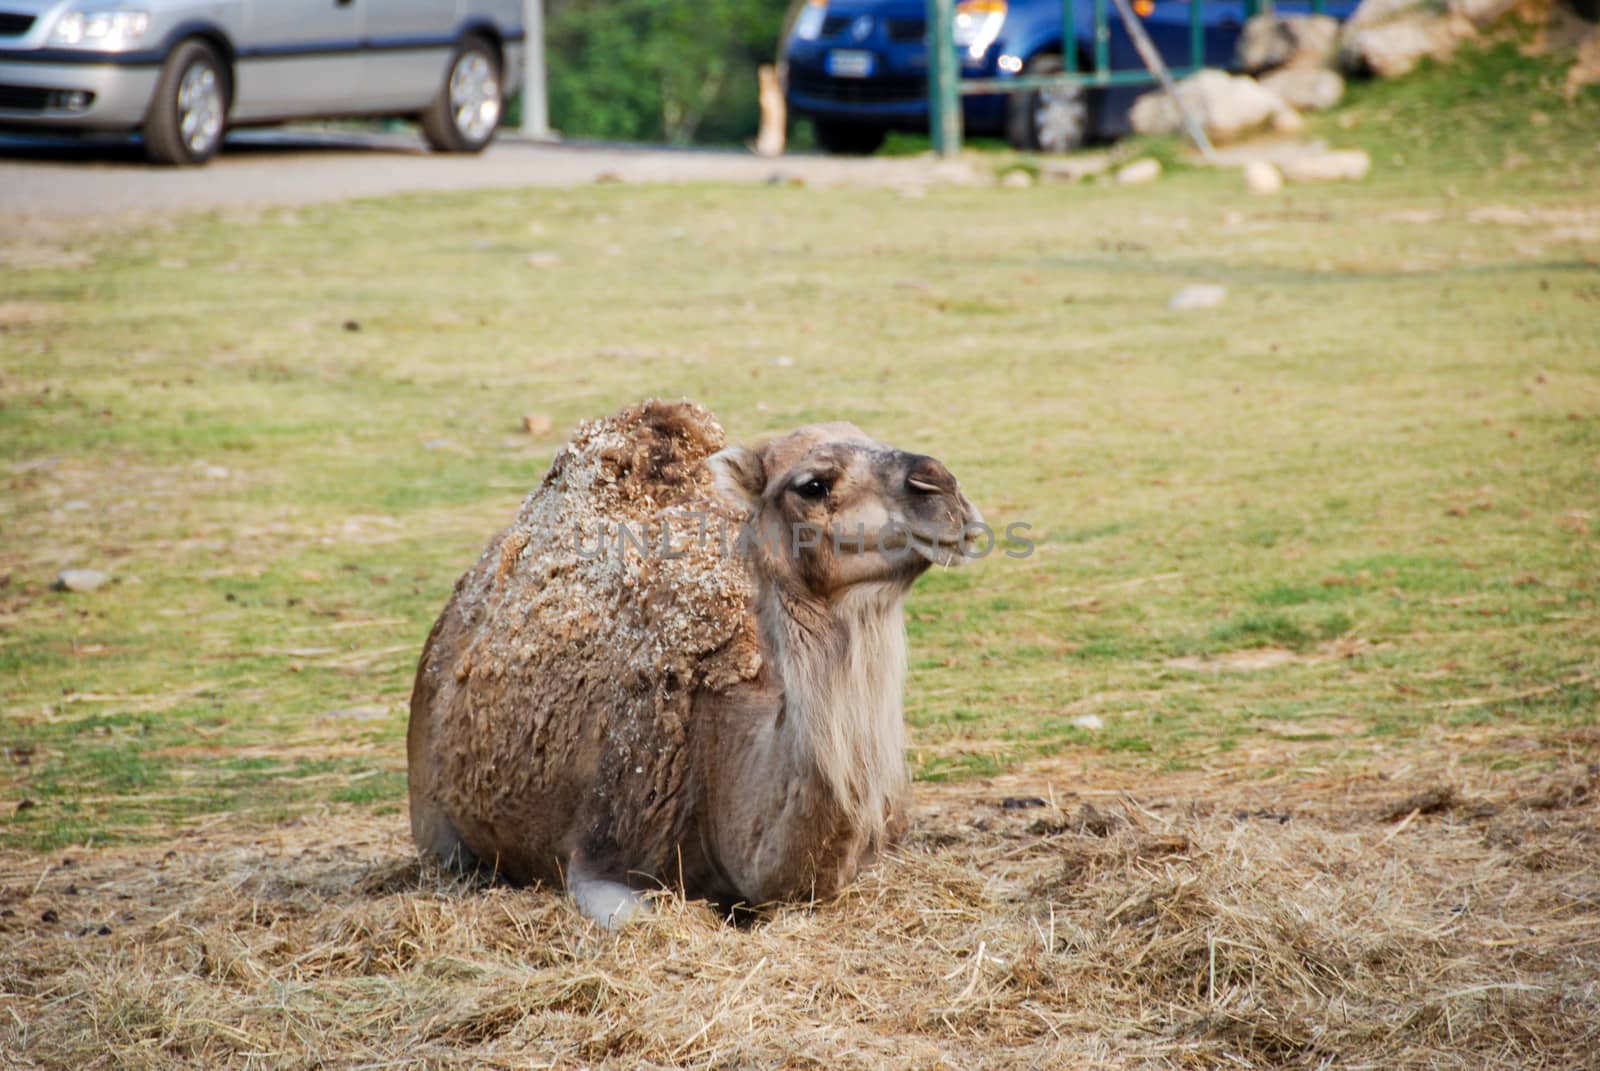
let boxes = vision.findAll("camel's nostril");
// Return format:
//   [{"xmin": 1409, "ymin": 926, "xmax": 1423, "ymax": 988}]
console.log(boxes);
[{"xmin": 905, "ymin": 456, "xmax": 956, "ymax": 496}]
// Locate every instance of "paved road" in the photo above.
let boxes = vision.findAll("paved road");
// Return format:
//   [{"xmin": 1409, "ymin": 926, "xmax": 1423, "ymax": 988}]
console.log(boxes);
[{"xmin": 0, "ymin": 127, "xmax": 982, "ymax": 228}]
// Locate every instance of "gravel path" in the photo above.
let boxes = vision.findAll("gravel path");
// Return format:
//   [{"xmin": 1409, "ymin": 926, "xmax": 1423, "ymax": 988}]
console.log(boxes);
[{"xmin": 0, "ymin": 128, "xmax": 984, "ymax": 230}]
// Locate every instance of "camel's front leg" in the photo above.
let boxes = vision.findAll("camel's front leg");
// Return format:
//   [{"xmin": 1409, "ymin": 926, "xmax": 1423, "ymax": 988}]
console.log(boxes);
[{"xmin": 566, "ymin": 856, "xmax": 646, "ymax": 930}]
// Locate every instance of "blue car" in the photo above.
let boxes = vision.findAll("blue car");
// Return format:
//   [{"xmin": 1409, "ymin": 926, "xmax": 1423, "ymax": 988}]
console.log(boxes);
[{"xmin": 784, "ymin": 0, "xmax": 1352, "ymax": 154}]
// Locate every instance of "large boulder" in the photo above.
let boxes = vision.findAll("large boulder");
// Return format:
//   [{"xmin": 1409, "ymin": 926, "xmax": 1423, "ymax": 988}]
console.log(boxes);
[
  {"xmin": 1568, "ymin": 25, "xmax": 1600, "ymax": 99},
  {"xmin": 1345, "ymin": 0, "xmax": 1431, "ymax": 29},
  {"xmin": 1448, "ymin": 0, "xmax": 1520, "ymax": 28},
  {"xmin": 1130, "ymin": 69, "xmax": 1300, "ymax": 143},
  {"xmin": 1237, "ymin": 14, "xmax": 1341, "ymax": 72},
  {"xmin": 1261, "ymin": 66, "xmax": 1347, "ymax": 110},
  {"xmin": 1341, "ymin": 12, "xmax": 1468, "ymax": 77},
  {"xmin": 1339, "ymin": 0, "xmax": 1492, "ymax": 77}
]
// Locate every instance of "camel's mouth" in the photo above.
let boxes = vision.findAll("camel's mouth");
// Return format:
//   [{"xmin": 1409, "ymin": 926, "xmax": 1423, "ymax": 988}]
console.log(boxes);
[
  {"xmin": 908, "ymin": 527, "xmax": 982, "ymax": 568},
  {"xmin": 825, "ymin": 516, "xmax": 985, "ymax": 568}
]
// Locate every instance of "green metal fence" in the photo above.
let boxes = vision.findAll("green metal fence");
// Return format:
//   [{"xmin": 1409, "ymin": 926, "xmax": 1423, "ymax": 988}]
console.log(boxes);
[{"xmin": 924, "ymin": 0, "xmax": 1326, "ymax": 156}]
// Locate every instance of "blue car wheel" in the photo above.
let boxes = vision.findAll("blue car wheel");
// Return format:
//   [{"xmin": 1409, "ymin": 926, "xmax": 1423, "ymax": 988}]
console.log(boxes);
[{"xmin": 1005, "ymin": 54, "xmax": 1091, "ymax": 153}]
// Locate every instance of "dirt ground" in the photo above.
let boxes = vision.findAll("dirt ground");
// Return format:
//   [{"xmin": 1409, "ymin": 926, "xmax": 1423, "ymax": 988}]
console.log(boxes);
[{"xmin": 3, "ymin": 748, "xmax": 1596, "ymax": 1070}]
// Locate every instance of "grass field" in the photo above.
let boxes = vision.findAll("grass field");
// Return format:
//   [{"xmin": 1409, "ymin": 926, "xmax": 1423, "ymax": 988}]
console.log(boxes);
[{"xmin": 2, "ymin": 41, "xmax": 1598, "ymax": 1070}]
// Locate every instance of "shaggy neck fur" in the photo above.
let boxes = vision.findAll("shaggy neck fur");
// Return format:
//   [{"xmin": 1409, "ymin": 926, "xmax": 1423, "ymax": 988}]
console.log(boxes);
[{"xmin": 759, "ymin": 578, "xmax": 910, "ymax": 840}]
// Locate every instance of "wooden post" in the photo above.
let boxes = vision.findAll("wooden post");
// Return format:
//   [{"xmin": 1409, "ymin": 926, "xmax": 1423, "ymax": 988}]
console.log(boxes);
[{"xmin": 755, "ymin": 64, "xmax": 786, "ymax": 156}]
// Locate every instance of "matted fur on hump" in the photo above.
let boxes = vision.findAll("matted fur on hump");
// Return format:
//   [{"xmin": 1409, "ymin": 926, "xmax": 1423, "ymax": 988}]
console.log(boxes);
[{"xmin": 425, "ymin": 400, "xmax": 760, "ymax": 868}]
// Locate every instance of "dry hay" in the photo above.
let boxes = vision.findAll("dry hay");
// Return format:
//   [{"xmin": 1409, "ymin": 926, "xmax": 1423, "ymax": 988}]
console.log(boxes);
[{"xmin": 2, "ymin": 757, "xmax": 1597, "ymax": 1070}]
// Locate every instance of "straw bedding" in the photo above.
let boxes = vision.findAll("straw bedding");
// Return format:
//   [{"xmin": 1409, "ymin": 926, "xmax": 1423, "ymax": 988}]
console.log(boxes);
[{"xmin": 2, "ymin": 756, "xmax": 1596, "ymax": 1069}]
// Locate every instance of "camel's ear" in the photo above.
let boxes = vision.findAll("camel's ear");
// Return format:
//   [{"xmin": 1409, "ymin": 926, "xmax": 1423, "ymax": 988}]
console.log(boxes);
[{"xmin": 707, "ymin": 445, "xmax": 766, "ymax": 510}]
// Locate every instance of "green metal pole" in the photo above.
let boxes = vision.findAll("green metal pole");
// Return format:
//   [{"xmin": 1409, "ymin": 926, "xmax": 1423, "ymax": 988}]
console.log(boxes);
[
  {"xmin": 1063, "ymin": 0, "xmax": 1078, "ymax": 73},
  {"xmin": 1189, "ymin": 0, "xmax": 1203, "ymax": 70},
  {"xmin": 1092, "ymin": 0, "xmax": 1108, "ymax": 77},
  {"xmin": 927, "ymin": 0, "xmax": 961, "ymax": 156}
]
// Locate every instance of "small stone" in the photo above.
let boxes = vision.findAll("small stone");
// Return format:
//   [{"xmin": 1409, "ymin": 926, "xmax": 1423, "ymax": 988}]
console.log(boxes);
[
  {"xmin": 1071, "ymin": 714, "xmax": 1106, "ymax": 731},
  {"xmin": 526, "ymin": 251, "xmax": 562, "ymax": 268},
  {"xmin": 1244, "ymin": 160, "xmax": 1284, "ymax": 195},
  {"xmin": 40, "ymin": 909, "xmax": 58, "ymax": 923},
  {"xmin": 999, "ymin": 169, "xmax": 1035, "ymax": 188},
  {"xmin": 1271, "ymin": 106, "xmax": 1306, "ymax": 135},
  {"xmin": 342, "ymin": 320, "xmax": 361, "ymax": 332},
  {"xmin": 771, "ymin": 356, "xmax": 795, "ymax": 368},
  {"xmin": 521, "ymin": 413, "xmax": 554, "ymax": 437},
  {"xmin": 54, "ymin": 569, "xmax": 108, "ymax": 593},
  {"xmin": 1280, "ymin": 149, "xmax": 1372, "ymax": 183},
  {"xmin": 1169, "ymin": 284, "xmax": 1228, "ymax": 310},
  {"xmin": 1116, "ymin": 158, "xmax": 1162, "ymax": 185}
]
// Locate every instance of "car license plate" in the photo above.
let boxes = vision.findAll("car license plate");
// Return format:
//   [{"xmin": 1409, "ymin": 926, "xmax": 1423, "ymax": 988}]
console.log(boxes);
[{"xmin": 826, "ymin": 49, "xmax": 875, "ymax": 78}]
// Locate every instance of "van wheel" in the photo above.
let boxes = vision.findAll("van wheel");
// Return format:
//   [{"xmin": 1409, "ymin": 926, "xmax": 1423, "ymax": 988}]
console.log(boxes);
[
  {"xmin": 1005, "ymin": 55, "xmax": 1089, "ymax": 154},
  {"xmin": 421, "ymin": 36, "xmax": 503, "ymax": 153},
  {"xmin": 143, "ymin": 39, "xmax": 228, "ymax": 166}
]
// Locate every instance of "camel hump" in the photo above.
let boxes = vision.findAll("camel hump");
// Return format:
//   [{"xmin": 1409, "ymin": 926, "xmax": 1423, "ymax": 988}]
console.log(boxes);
[{"xmin": 418, "ymin": 400, "xmax": 764, "ymax": 878}]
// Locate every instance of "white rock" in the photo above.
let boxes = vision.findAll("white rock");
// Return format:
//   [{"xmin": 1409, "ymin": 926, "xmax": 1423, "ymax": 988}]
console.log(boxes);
[
  {"xmin": 526, "ymin": 250, "xmax": 562, "ymax": 268},
  {"xmin": 1341, "ymin": 13, "xmax": 1462, "ymax": 77},
  {"xmin": 1071, "ymin": 714, "xmax": 1105, "ymax": 732},
  {"xmin": 1261, "ymin": 67, "xmax": 1346, "ymax": 112},
  {"xmin": 54, "ymin": 568, "xmax": 108, "ymax": 593},
  {"xmin": 1271, "ymin": 107, "xmax": 1306, "ymax": 136},
  {"xmin": 1280, "ymin": 148, "xmax": 1372, "ymax": 182},
  {"xmin": 1168, "ymin": 284, "xmax": 1227, "ymax": 310},
  {"xmin": 1346, "ymin": 0, "xmax": 1428, "ymax": 30},
  {"xmin": 1237, "ymin": 14, "xmax": 1340, "ymax": 72},
  {"xmin": 1115, "ymin": 158, "xmax": 1162, "ymax": 185},
  {"xmin": 1244, "ymin": 160, "xmax": 1284, "ymax": 195},
  {"xmin": 999, "ymin": 169, "xmax": 1035, "ymax": 188},
  {"xmin": 1447, "ymin": 0, "xmax": 1517, "ymax": 28},
  {"xmin": 1130, "ymin": 69, "xmax": 1299, "ymax": 144}
]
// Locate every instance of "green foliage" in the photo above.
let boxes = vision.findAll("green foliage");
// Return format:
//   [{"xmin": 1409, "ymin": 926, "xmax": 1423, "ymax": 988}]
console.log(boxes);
[{"xmin": 547, "ymin": 0, "xmax": 793, "ymax": 144}]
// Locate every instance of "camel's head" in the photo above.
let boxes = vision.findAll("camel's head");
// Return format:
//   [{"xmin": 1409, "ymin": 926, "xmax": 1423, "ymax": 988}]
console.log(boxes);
[{"xmin": 709, "ymin": 423, "xmax": 983, "ymax": 598}]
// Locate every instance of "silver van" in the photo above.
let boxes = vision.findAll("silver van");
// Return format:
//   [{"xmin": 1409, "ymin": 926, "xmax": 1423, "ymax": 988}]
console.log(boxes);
[{"xmin": 0, "ymin": 0, "xmax": 525, "ymax": 164}]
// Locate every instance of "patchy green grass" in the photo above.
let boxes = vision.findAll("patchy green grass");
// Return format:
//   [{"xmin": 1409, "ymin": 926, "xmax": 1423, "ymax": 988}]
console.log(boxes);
[{"xmin": 1, "ymin": 44, "xmax": 1596, "ymax": 849}]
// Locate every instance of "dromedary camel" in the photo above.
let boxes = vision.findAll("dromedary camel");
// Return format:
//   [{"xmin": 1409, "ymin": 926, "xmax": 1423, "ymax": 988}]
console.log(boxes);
[{"xmin": 406, "ymin": 400, "xmax": 981, "ymax": 926}]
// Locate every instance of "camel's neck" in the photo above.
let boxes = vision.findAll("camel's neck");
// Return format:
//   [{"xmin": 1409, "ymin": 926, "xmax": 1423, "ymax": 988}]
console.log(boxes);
[{"xmin": 760, "ymin": 581, "xmax": 910, "ymax": 839}]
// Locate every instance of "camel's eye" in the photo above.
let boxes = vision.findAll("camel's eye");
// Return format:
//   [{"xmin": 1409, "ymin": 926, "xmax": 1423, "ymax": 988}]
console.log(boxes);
[{"xmin": 791, "ymin": 476, "xmax": 831, "ymax": 501}]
